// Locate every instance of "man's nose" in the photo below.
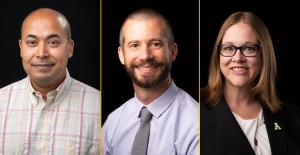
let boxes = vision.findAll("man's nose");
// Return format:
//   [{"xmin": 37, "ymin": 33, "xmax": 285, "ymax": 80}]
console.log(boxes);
[
  {"xmin": 36, "ymin": 43, "xmax": 50, "ymax": 59},
  {"xmin": 139, "ymin": 45, "xmax": 153, "ymax": 60}
]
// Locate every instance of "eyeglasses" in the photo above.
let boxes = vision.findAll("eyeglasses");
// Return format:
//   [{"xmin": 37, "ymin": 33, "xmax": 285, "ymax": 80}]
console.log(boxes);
[{"xmin": 217, "ymin": 44, "xmax": 261, "ymax": 57}]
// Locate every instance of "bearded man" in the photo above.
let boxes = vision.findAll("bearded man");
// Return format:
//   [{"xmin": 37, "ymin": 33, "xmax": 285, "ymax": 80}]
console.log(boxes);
[{"xmin": 102, "ymin": 8, "xmax": 199, "ymax": 155}]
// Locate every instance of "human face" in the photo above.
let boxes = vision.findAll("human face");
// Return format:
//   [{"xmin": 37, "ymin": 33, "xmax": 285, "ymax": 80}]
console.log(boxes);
[
  {"xmin": 118, "ymin": 18, "xmax": 177, "ymax": 88},
  {"xmin": 220, "ymin": 22, "xmax": 262, "ymax": 89},
  {"xmin": 19, "ymin": 10, "xmax": 74, "ymax": 88}
]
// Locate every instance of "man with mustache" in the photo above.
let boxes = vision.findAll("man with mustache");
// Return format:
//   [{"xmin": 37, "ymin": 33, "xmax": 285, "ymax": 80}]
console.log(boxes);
[
  {"xmin": 102, "ymin": 8, "xmax": 199, "ymax": 155},
  {"xmin": 0, "ymin": 8, "xmax": 100, "ymax": 154}
]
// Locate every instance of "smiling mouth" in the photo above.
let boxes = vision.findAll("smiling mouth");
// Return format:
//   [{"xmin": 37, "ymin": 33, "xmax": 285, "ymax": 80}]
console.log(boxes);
[
  {"xmin": 33, "ymin": 64, "xmax": 54, "ymax": 67},
  {"xmin": 232, "ymin": 67, "xmax": 247, "ymax": 71},
  {"xmin": 138, "ymin": 66, "xmax": 156, "ymax": 71},
  {"xmin": 32, "ymin": 64, "xmax": 55, "ymax": 70}
]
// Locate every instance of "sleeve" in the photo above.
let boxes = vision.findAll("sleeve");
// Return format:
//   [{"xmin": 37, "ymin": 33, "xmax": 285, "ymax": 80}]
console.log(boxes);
[
  {"xmin": 185, "ymin": 124, "xmax": 199, "ymax": 155},
  {"xmin": 173, "ymin": 118, "xmax": 199, "ymax": 155},
  {"xmin": 101, "ymin": 117, "xmax": 113, "ymax": 155},
  {"xmin": 283, "ymin": 101, "xmax": 300, "ymax": 153}
]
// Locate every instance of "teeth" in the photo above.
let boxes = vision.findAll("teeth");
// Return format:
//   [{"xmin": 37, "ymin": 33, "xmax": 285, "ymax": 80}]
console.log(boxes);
[
  {"xmin": 139, "ymin": 67, "xmax": 154, "ymax": 71},
  {"xmin": 232, "ymin": 68, "xmax": 246, "ymax": 71}
]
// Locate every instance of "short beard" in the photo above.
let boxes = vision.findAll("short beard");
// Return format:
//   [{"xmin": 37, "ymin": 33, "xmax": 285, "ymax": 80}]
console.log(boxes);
[{"xmin": 124, "ymin": 58, "xmax": 172, "ymax": 88}]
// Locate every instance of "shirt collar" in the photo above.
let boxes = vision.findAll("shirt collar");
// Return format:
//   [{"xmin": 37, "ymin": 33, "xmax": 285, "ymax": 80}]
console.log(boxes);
[
  {"xmin": 26, "ymin": 68, "xmax": 72, "ymax": 106},
  {"xmin": 134, "ymin": 79, "xmax": 179, "ymax": 119}
]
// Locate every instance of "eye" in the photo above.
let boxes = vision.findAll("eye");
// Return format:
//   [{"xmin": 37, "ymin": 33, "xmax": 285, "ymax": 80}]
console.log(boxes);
[
  {"xmin": 222, "ymin": 46, "xmax": 234, "ymax": 51},
  {"xmin": 130, "ymin": 44, "xmax": 138, "ymax": 48},
  {"xmin": 26, "ymin": 40, "xmax": 37, "ymax": 47},
  {"xmin": 151, "ymin": 43, "xmax": 160, "ymax": 46},
  {"xmin": 48, "ymin": 40, "xmax": 59, "ymax": 47},
  {"xmin": 128, "ymin": 43, "xmax": 140, "ymax": 51},
  {"xmin": 244, "ymin": 46, "xmax": 255, "ymax": 51},
  {"xmin": 150, "ymin": 42, "xmax": 162, "ymax": 49},
  {"xmin": 224, "ymin": 47, "xmax": 232, "ymax": 50}
]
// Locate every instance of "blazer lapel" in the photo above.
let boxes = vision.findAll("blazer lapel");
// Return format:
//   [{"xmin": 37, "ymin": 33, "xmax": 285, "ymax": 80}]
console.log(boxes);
[
  {"xmin": 202, "ymin": 97, "xmax": 255, "ymax": 155},
  {"xmin": 263, "ymin": 107, "xmax": 287, "ymax": 155}
]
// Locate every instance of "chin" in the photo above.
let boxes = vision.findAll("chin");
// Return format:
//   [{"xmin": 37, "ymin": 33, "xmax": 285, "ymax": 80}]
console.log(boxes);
[
  {"xmin": 29, "ymin": 73, "xmax": 52, "ymax": 81},
  {"xmin": 231, "ymin": 81, "xmax": 252, "ymax": 87}
]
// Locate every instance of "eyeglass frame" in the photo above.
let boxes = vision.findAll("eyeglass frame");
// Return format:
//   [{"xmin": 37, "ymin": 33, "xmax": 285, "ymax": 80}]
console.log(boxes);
[{"xmin": 217, "ymin": 44, "xmax": 261, "ymax": 57}]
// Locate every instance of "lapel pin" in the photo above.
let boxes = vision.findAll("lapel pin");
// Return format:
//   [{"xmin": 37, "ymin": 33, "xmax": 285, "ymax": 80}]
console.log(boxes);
[{"xmin": 274, "ymin": 122, "xmax": 281, "ymax": 130}]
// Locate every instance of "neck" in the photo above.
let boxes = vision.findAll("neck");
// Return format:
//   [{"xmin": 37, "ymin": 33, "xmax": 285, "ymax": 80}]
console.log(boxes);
[
  {"xmin": 223, "ymin": 84, "xmax": 261, "ymax": 119},
  {"xmin": 134, "ymin": 76, "xmax": 172, "ymax": 105},
  {"xmin": 30, "ymin": 75, "xmax": 65, "ymax": 102}
]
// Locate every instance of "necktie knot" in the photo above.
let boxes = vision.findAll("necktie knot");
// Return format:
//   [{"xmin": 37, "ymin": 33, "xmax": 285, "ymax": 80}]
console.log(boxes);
[{"xmin": 140, "ymin": 107, "xmax": 152, "ymax": 122}]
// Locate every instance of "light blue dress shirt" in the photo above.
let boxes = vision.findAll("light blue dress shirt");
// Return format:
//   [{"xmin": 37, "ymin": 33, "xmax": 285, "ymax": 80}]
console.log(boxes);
[{"xmin": 102, "ymin": 80, "xmax": 199, "ymax": 155}]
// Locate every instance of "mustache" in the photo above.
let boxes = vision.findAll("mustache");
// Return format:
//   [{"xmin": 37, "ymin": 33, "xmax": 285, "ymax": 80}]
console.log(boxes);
[{"xmin": 129, "ymin": 59, "xmax": 164, "ymax": 68}]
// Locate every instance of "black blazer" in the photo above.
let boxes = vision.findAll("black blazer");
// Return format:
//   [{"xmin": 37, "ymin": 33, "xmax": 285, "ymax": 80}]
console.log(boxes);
[{"xmin": 201, "ymin": 96, "xmax": 300, "ymax": 155}]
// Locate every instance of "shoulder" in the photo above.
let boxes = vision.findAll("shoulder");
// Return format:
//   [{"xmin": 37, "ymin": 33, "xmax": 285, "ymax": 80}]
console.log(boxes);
[
  {"xmin": 69, "ymin": 78, "xmax": 100, "ymax": 101},
  {"xmin": 0, "ymin": 78, "xmax": 27, "ymax": 92},
  {"xmin": 175, "ymin": 87, "xmax": 199, "ymax": 118},
  {"xmin": 102, "ymin": 97, "xmax": 135, "ymax": 134},
  {"xmin": 66, "ymin": 78, "xmax": 100, "ymax": 110},
  {"xmin": 0, "ymin": 78, "xmax": 27, "ymax": 107},
  {"xmin": 70, "ymin": 78, "xmax": 99, "ymax": 93},
  {"xmin": 280, "ymin": 100, "xmax": 300, "ymax": 120},
  {"xmin": 278, "ymin": 100, "xmax": 300, "ymax": 153},
  {"xmin": 0, "ymin": 78, "xmax": 27, "ymax": 89},
  {"xmin": 105, "ymin": 97, "xmax": 135, "ymax": 122},
  {"xmin": 281, "ymin": 100, "xmax": 299, "ymax": 109}
]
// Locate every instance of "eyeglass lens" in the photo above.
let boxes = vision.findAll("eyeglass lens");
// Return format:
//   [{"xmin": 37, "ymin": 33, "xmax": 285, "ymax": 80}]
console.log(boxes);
[{"xmin": 220, "ymin": 44, "xmax": 259, "ymax": 57}]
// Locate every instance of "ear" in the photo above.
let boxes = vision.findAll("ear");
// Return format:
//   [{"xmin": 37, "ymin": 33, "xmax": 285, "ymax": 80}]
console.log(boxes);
[
  {"xmin": 170, "ymin": 43, "xmax": 178, "ymax": 61},
  {"xmin": 118, "ymin": 46, "xmax": 125, "ymax": 65},
  {"xmin": 68, "ymin": 39, "xmax": 74, "ymax": 58},
  {"xmin": 19, "ymin": 39, "xmax": 23, "ymax": 57}
]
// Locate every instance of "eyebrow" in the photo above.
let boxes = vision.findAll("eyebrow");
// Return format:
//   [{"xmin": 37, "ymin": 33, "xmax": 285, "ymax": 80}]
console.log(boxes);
[
  {"xmin": 127, "ymin": 39, "xmax": 164, "ymax": 45},
  {"xmin": 149, "ymin": 39, "xmax": 163, "ymax": 43},
  {"xmin": 222, "ymin": 42, "xmax": 258, "ymax": 45},
  {"xmin": 127, "ymin": 40, "xmax": 140, "ymax": 45},
  {"xmin": 25, "ymin": 34, "xmax": 61, "ymax": 40}
]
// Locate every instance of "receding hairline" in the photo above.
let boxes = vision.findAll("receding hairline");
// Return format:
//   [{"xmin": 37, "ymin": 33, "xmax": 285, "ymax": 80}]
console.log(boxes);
[
  {"xmin": 123, "ymin": 8, "xmax": 166, "ymax": 24},
  {"xmin": 122, "ymin": 15, "xmax": 166, "ymax": 31},
  {"xmin": 120, "ymin": 11, "xmax": 167, "ymax": 35},
  {"xmin": 20, "ymin": 8, "xmax": 71, "ymax": 41},
  {"xmin": 119, "ymin": 8, "xmax": 174, "ymax": 48}
]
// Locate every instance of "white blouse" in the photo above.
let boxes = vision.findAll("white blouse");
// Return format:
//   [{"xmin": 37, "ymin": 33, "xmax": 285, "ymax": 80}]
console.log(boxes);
[{"xmin": 232, "ymin": 110, "xmax": 271, "ymax": 155}]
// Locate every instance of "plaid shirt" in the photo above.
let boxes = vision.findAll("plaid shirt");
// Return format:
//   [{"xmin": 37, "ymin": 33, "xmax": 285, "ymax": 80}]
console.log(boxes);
[{"xmin": 0, "ymin": 69, "xmax": 100, "ymax": 155}]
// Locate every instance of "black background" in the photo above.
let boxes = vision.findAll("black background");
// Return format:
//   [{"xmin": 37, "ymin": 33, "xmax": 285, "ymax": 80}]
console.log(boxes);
[
  {"xmin": 102, "ymin": 1, "xmax": 200, "ymax": 124},
  {"xmin": 200, "ymin": 1, "xmax": 300, "ymax": 109},
  {"xmin": 0, "ymin": 0, "xmax": 100, "ymax": 91},
  {"xmin": 1, "ymin": 0, "xmax": 298, "ymax": 125}
]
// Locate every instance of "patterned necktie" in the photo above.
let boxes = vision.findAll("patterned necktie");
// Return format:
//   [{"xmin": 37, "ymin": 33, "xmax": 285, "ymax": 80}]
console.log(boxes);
[{"xmin": 132, "ymin": 107, "xmax": 153, "ymax": 155}]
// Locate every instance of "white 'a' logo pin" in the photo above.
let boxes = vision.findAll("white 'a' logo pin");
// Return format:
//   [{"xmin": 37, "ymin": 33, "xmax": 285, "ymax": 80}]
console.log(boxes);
[{"xmin": 274, "ymin": 122, "xmax": 281, "ymax": 130}]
